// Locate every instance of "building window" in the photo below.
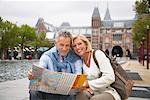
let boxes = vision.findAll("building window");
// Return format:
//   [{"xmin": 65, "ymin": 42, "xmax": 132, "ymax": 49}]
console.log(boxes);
[
  {"xmin": 111, "ymin": 29, "xmax": 115, "ymax": 32},
  {"xmin": 92, "ymin": 29, "xmax": 98, "ymax": 35},
  {"xmin": 113, "ymin": 34, "xmax": 122, "ymax": 41}
]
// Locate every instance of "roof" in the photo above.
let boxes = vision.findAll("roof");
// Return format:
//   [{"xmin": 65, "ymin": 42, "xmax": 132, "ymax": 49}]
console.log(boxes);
[
  {"xmin": 92, "ymin": 7, "xmax": 101, "ymax": 19},
  {"xmin": 104, "ymin": 7, "xmax": 111, "ymax": 20},
  {"xmin": 44, "ymin": 22, "xmax": 56, "ymax": 32},
  {"xmin": 102, "ymin": 19, "xmax": 135, "ymax": 28},
  {"xmin": 60, "ymin": 22, "xmax": 71, "ymax": 27},
  {"xmin": 35, "ymin": 18, "xmax": 44, "ymax": 28}
]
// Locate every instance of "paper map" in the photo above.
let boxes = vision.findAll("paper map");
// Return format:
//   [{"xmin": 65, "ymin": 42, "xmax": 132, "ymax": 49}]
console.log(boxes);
[{"xmin": 29, "ymin": 64, "xmax": 86, "ymax": 95}]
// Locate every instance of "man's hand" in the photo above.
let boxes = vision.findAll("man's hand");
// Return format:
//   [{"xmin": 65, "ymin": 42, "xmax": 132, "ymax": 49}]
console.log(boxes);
[{"xmin": 28, "ymin": 69, "xmax": 34, "ymax": 80}]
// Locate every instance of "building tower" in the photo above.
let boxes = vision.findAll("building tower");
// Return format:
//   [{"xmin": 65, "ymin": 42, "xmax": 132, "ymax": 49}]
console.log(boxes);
[
  {"xmin": 103, "ymin": 2, "xmax": 112, "ymax": 51},
  {"xmin": 91, "ymin": 7, "xmax": 102, "ymax": 50},
  {"xmin": 35, "ymin": 18, "xmax": 47, "ymax": 34},
  {"xmin": 104, "ymin": 1, "xmax": 111, "ymax": 20}
]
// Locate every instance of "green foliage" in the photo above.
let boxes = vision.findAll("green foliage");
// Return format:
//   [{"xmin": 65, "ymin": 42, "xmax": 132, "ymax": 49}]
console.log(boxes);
[
  {"xmin": 0, "ymin": 16, "xmax": 54, "ymax": 59},
  {"xmin": 16, "ymin": 24, "xmax": 36, "ymax": 59},
  {"xmin": 132, "ymin": 0, "xmax": 150, "ymax": 48},
  {"xmin": 0, "ymin": 17, "xmax": 21, "ymax": 59},
  {"xmin": 0, "ymin": 20, "xmax": 19, "ymax": 49},
  {"xmin": 18, "ymin": 24, "xmax": 36, "ymax": 45},
  {"xmin": 0, "ymin": 17, "xmax": 3, "ymax": 48},
  {"xmin": 35, "ymin": 32, "xmax": 53, "ymax": 47},
  {"xmin": 135, "ymin": 0, "xmax": 149, "ymax": 15}
]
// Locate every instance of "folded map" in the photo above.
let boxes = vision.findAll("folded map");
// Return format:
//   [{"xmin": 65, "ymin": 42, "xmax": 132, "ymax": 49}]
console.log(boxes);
[{"xmin": 29, "ymin": 64, "xmax": 86, "ymax": 95}]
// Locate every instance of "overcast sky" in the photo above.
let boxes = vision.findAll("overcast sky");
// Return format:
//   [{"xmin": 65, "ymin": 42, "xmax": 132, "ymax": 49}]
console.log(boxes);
[{"xmin": 0, "ymin": 0, "xmax": 136, "ymax": 27}]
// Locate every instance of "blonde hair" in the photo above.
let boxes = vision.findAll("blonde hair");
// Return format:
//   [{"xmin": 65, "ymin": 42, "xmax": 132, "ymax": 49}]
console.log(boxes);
[{"xmin": 72, "ymin": 34, "xmax": 92, "ymax": 52}]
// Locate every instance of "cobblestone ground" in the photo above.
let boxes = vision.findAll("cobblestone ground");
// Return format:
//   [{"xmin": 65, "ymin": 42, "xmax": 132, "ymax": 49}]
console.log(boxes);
[
  {"xmin": 122, "ymin": 60, "xmax": 150, "ymax": 85},
  {"xmin": 0, "ymin": 60, "xmax": 38, "ymax": 82}
]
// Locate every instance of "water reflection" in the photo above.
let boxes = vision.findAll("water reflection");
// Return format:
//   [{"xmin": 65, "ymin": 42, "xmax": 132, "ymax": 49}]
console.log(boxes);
[{"xmin": 0, "ymin": 60, "xmax": 38, "ymax": 82}]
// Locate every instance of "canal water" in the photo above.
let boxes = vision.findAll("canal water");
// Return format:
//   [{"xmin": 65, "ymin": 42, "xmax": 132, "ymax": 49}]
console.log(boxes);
[{"xmin": 0, "ymin": 60, "xmax": 38, "ymax": 82}]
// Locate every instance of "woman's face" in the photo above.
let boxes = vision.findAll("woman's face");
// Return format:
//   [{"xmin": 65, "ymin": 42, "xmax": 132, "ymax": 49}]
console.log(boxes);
[{"xmin": 72, "ymin": 37, "xmax": 87, "ymax": 57}]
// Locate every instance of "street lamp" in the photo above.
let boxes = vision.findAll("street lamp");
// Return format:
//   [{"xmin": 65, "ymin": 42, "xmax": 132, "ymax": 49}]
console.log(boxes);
[
  {"xmin": 139, "ymin": 42, "xmax": 142, "ymax": 63},
  {"xmin": 146, "ymin": 25, "xmax": 149, "ymax": 69},
  {"xmin": 142, "ymin": 37, "xmax": 145, "ymax": 66}
]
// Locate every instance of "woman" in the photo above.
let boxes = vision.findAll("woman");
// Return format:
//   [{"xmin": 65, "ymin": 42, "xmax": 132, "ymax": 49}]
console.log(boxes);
[{"xmin": 72, "ymin": 35, "xmax": 121, "ymax": 100}]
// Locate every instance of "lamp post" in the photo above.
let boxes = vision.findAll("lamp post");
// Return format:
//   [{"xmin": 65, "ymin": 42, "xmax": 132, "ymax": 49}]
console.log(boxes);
[
  {"xmin": 142, "ymin": 37, "xmax": 145, "ymax": 66},
  {"xmin": 139, "ymin": 42, "xmax": 142, "ymax": 63},
  {"xmin": 146, "ymin": 25, "xmax": 149, "ymax": 69},
  {"xmin": 139, "ymin": 43, "xmax": 141, "ymax": 63}
]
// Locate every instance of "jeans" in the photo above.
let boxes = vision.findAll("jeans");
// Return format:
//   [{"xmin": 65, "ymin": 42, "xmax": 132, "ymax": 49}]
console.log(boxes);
[{"xmin": 29, "ymin": 90, "xmax": 76, "ymax": 100}]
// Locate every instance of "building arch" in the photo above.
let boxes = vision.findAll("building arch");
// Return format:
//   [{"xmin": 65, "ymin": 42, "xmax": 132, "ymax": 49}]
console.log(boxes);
[{"xmin": 111, "ymin": 45, "xmax": 123, "ymax": 57}]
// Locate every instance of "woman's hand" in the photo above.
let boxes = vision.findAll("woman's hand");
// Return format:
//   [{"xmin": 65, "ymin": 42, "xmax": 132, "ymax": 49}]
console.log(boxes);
[
  {"xmin": 82, "ymin": 80, "xmax": 93, "ymax": 94},
  {"xmin": 86, "ymin": 88, "xmax": 94, "ymax": 95},
  {"xmin": 28, "ymin": 69, "xmax": 34, "ymax": 80},
  {"xmin": 82, "ymin": 80, "xmax": 89, "ymax": 88},
  {"xmin": 82, "ymin": 88, "xmax": 94, "ymax": 98}
]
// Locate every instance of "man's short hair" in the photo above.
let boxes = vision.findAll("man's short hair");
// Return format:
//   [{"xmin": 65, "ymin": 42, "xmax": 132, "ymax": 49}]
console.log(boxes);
[{"xmin": 55, "ymin": 31, "xmax": 72, "ymax": 44}]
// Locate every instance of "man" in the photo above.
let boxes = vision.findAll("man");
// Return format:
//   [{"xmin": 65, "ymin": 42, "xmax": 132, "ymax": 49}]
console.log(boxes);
[{"xmin": 28, "ymin": 31, "xmax": 82, "ymax": 100}]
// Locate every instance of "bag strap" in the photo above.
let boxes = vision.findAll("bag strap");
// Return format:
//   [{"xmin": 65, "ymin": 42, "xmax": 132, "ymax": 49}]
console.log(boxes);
[
  {"xmin": 93, "ymin": 50, "xmax": 127, "ymax": 83},
  {"xmin": 93, "ymin": 50, "xmax": 100, "ymax": 69},
  {"xmin": 93, "ymin": 50, "xmax": 103, "ymax": 77},
  {"xmin": 93, "ymin": 50, "xmax": 111, "ymax": 68}
]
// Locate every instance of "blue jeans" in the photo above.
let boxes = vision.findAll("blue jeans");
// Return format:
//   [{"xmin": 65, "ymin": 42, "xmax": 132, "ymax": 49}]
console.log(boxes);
[{"xmin": 29, "ymin": 90, "xmax": 76, "ymax": 100}]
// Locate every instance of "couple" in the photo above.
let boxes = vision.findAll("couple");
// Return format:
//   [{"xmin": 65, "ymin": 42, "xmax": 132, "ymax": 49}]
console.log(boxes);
[{"xmin": 28, "ymin": 31, "xmax": 121, "ymax": 100}]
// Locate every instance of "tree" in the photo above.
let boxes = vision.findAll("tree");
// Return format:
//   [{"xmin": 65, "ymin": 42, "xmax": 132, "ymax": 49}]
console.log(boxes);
[
  {"xmin": 135, "ymin": 0, "xmax": 149, "ymax": 15},
  {"xmin": 29, "ymin": 32, "xmax": 54, "ymax": 48},
  {"xmin": 0, "ymin": 17, "xmax": 3, "ymax": 58},
  {"xmin": 0, "ymin": 17, "xmax": 3, "ymax": 49},
  {"xmin": 29, "ymin": 32, "xmax": 54, "ymax": 58},
  {"xmin": 132, "ymin": 0, "xmax": 150, "ymax": 48},
  {"xmin": 0, "ymin": 18, "xmax": 19, "ymax": 59},
  {"xmin": 37, "ymin": 32, "xmax": 52, "ymax": 47},
  {"xmin": 18, "ymin": 24, "xmax": 36, "ymax": 59},
  {"xmin": 132, "ymin": 14, "xmax": 150, "ymax": 47}
]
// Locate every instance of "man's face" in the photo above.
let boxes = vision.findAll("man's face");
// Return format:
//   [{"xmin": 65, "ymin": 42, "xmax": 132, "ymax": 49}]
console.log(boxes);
[{"xmin": 55, "ymin": 36, "xmax": 71, "ymax": 57}]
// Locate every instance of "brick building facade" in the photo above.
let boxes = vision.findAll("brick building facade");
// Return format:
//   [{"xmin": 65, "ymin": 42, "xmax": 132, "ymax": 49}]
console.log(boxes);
[{"xmin": 35, "ymin": 7, "xmax": 136, "ymax": 57}]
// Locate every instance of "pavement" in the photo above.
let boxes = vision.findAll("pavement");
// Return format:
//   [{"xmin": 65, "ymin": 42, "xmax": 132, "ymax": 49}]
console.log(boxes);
[
  {"xmin": 121, "ymin": 59, "xmax": 150, "ymax": 100},
  {"xmin": 121, "ymin": 59, "xmax": 150, "ymax": 85},
  {"xmin": 0, "ymin": 78, "xmax": 29, "ymax": 100},
  {"xmin": 0, "ymin": 58, "xmax": 150, "ymax": 100}
]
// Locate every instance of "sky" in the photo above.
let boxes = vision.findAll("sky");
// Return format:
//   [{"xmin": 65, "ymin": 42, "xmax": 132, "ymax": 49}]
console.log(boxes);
[{"xmin": 0, "ymin": 0, "xmax": 136, "ymax": 27}]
